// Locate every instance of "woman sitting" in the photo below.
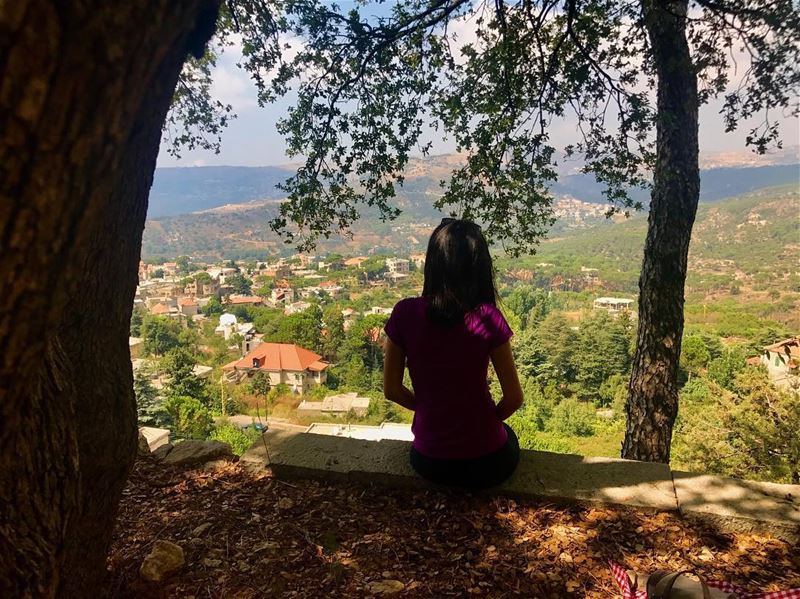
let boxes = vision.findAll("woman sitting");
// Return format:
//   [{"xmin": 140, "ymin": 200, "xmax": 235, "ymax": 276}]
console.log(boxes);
[{"xmin": 383, "ymin": 218, "xmax": 524, "ymax": 489}]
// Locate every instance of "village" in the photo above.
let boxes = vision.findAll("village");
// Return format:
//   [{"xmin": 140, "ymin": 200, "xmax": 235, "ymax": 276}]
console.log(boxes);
[{"xmin": 131, "ymin": 249, "xmax": 799, "ymax": 460}]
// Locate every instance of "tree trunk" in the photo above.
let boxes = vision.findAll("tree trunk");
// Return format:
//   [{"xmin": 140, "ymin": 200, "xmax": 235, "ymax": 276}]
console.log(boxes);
[
  {"xmin": 0, "ymin": 1, "xmax": 220, "ymax": 596},
  {"xmin": 622, "ymin": 0, "xmax": 699, "ymax": 462}
]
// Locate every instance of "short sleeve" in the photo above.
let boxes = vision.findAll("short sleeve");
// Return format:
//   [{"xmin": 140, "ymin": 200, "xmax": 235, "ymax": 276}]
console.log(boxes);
[
  {"xmin": 384, "ymin": 300, "xmax": 407, "ymax": 351},
  {"xmin": 485, "ymin": 305, "xmax": 513, "ymax": 349}
]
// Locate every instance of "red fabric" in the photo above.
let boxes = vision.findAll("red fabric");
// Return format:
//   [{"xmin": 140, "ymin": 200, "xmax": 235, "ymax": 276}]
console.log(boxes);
[{"xmin": 609, "ymin": 561, "xmax": 800, "ymax": 599}]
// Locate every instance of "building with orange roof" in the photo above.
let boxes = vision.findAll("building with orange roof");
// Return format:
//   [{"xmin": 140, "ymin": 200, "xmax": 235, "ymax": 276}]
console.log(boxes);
[
  {"xmin": 225, "ymin": 295, "xmax": 264, "ymax": 307},
  {"xmin": 223, "ymin": 343, "xmax": 329, "ymax": 393},
  {"xmin": 149, "ymin": 302, "xmax": 173, "ymax": 316},
  {"xmin": 760, "ymin": 336, "xmax": 800, "ymax": 390},
  {"xmin": 177, "ymin": 297, "xmax": 199, "ymax": 317}
]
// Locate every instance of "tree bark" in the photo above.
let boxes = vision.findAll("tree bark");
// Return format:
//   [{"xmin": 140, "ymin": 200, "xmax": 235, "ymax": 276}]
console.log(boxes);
[
  {"xmin": 0, "ymin": 1, "xmax": 220, "ymax": 596},
  {"xmin": 622, "ymin": 0, "xmax": 699, "ymax": 462}
]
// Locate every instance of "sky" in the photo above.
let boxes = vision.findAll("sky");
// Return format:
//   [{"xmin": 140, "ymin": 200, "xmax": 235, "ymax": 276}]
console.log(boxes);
[{"xmin": 157, "ymin": 8, "xmax": 799, "ymax": 169}]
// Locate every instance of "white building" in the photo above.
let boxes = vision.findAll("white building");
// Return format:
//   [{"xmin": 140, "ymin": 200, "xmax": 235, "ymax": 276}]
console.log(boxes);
[
  {"xmin": 593, "ymin": 297, "xmax": 634, "ymax": 314},
  {"xmin": 386, "ymin": 257, "xmax": 410, "ymax": 274},
  {"xmin": 285, "ymin": 301, "xmax": 312, "ymax": 315}
]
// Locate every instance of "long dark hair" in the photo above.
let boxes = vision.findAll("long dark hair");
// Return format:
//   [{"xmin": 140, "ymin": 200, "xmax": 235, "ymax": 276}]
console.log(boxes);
[{"xmin": 422, "ymin": 218, "xmax": 497, "ymax": 326}]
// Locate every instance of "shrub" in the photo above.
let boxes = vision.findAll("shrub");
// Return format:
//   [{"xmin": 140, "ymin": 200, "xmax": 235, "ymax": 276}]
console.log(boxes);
[
  {"xmin": 546, "ymin": 398, "xmax": 597, "ymax": 437},
  {"xmin": 210, "ymin": 422, "xmax": 261, "ymax": 456},
  {"xmin": 164, "ymin": 395, "xmax": 213, "ymax": 440}
]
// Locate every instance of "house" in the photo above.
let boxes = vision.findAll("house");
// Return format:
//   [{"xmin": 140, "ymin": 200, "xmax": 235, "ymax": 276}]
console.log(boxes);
[
  {"xmin": 386, "ymin": 257, "xmax": 410, "ymax": 274},
  {"xmin": 297, "ymin": 392, "xmax": 371, "ymax": 417},
  {"xmin": 271, "ymin": 287, "xmax": 295, "ymax": 304},
  {"xmin": 178, "ymin": 297, "xmax": 198, "ymax": 317},
  {"xmin": 410, "ymin": 253, "xmax": 425, "ymax": 269},
  {"xmin": 318, "ymin": 259, "xmax": 342, "ymax": 272},
  {"xmin": 184, "ymin": 277, "xmax": 219, "ymax": 298},
  {"xmin": 150, "ymin": 302, "xmax": 177, "ymax": 317},
  {"xmin": 593, "ymin": 297, "xmax": 634, "ymax": 314},
  {"xmin": 214, "ymin": 313, "xmax": 256, "ymax": 341},
  {"xmin": 342, "ymin": 308, "xmax": 357, "ymax": 331},
  {"xmin": 365, "ymin": 306, "xmax": 392, "ymax": 316},
  {"xmin": 760, "ymin": 336, "xmax": 800, "ymax": 390},
  {"xmin": 319, "ymin": 280, "xmax": 343, "ymax": 297},
  {"xmin": 385, "ymin": 271, "xmax": 409, "ymax": 286},
  {"xmin": 285, "ymin": 300, "xmax": 312, "ymax": 315},
  {"xmin": 223, "ymin": 343, "xmax": 329, "ymax": 393},
  {"xmin": 226, "ymin": 295, "xmax": 263, "ymax": 307}
]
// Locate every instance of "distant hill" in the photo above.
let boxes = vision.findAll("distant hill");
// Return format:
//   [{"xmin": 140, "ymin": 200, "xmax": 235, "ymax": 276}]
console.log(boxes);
[
  {"xmin": 503, "ymin": 185, "xmax": 800, "ymax": 297},
  {"xmin": 148, "ymin": 150, "xmax": 799, "ymax": 217},
  {"xmin": 149, "ymin": 166, "xmax": 292, "ymax": 217}
]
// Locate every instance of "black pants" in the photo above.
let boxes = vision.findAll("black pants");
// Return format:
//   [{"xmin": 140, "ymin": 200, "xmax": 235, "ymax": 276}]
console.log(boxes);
[{"xmin": 409, "ymin": 423, "xmax": 520, "ymax": 489}]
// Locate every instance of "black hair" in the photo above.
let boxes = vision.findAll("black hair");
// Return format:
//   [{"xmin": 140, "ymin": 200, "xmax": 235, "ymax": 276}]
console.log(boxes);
[{"xmin": 422, "ymin": 218, "xmax": 497, "ymax": 326}]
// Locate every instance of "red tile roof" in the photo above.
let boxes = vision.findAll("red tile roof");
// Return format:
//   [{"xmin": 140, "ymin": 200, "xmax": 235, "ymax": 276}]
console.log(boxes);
[
  {"xmin": 764, "ymin": 336, "xmax": 800, "ymax": 358},
  {"xmin": 226, "ymin": 295, "xmax": 263, "ymax": 305},
  {"xmin": 150, "ymin": 303, "xmax": 171, "ymax": 315},
  {"xmin": 226, "ymin": 343, "xmax": 329, "ymax": 372},
  {"xmin": 178, "ymin": 297, "xmax": 198, "ymax": 306}
]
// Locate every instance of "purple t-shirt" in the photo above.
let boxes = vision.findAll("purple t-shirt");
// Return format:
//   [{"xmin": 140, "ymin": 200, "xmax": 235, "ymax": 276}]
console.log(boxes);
[{"xmin": 384, "ymin": 296, "xmax": 513, "ymax": 459}]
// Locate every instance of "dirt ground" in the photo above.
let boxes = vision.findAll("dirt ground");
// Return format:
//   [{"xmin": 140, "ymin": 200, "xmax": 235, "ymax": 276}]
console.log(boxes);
[{"xmin": 106, "ymin": 457, "xmax": 800, "ymax": 598}]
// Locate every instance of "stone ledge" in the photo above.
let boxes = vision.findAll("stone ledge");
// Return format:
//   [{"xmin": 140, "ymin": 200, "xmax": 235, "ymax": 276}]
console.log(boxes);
[
  {"xmin": 673, "ymin": 471, "xmax": 800, "ymax": 542},
  {"xmin": 240, "ymin": 430, "xmax": 800, "ymax": 542}
]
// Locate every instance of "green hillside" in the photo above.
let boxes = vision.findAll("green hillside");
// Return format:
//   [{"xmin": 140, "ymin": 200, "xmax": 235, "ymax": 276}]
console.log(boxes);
[{"xmin": 503, "ymin": 184, "xmax": 799, "ymax": 293}]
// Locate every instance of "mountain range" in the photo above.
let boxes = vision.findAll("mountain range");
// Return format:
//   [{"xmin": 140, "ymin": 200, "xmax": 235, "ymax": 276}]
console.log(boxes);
[{"xmin": 143, "ymin": 150, "xmax": 799, "ymax": 260}]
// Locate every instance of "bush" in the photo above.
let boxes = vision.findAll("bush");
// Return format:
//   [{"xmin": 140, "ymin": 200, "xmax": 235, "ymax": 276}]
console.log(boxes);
[
  {"xmin": 164, "ymin": 395, "xmax": 213, "ymax": 440},
  {"xmin": 210, "ymin": 422, "xmax": 261, "ymax": 456},
  {"xmin": 546, "ymin": 398, "xmax": 597, "ymax": 437}
]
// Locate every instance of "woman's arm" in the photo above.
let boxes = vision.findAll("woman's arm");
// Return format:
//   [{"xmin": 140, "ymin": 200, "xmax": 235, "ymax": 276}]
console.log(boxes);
[
  {"xmin": 491, "ymin": 341, "xmax": 524, "ymax": 420},
  {"xmin": 383, "ymin": 337, "xmax": 416, "ymax": 411}
]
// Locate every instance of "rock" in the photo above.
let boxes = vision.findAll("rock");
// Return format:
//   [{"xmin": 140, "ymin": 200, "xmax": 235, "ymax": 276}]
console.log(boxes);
[
  {"xmin": 138, "ymin": 432, "xmax": 151, "ymax": 455},
  {"xmin": 152, "ymin": 443, "xmax": 174, "ymax": 461},
  {"xmin": 192, "ymin": 523, "xmax": 212, "ymax": 537},
  {"xmin": 202, "ymin": 459, "xmax": 231, "ymax": 472},
  {"xmin": 140, "ymin": 540, "xmax": 185, "ymax": 582},
  {"xmin": 276, "ymin": 497, "xmax": 294, "ymax": 510},
  {"xmin": 202, "ymin": 558, "xmax": 222, "ymax": 568},
  {"xmin": 162, "ymin": 440, "xmax": 231, "ymax": 467},
  {"xmin": 367, "ymin": 579, "xmax": 405, "ymax": 594}
]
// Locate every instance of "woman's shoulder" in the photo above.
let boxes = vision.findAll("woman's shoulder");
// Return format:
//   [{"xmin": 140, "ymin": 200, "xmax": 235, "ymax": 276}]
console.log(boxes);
[
  {"xmin": 394, "ymin": 296, "xmax": 425, "ymax": 310},
  {"xmin": 473, "ymin": 302, "xmax": 506, "ymax": 320},
  {"xmin": 390, "ymin": 296, "xmax": 426, "ymax": 318}
]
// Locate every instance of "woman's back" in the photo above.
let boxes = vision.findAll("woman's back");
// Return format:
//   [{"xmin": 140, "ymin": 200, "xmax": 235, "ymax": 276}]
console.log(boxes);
[{"xmin": 384, "ymin": 296, "xmax": 512, "ymax": 459}]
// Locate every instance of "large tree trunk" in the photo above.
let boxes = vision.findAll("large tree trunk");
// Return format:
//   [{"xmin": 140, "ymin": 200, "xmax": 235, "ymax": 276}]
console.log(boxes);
[
  {"xmin": 0, "ymin": 2, "xmax": 220, "ymax": 595},
  {"xmin": 622, "ymin": 0, "xmax": 699, "ymax": 462}
]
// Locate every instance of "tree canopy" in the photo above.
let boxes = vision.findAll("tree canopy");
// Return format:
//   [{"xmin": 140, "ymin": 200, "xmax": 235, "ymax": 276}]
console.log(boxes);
[{"xmin": 169, "ymin": 0, "xmax": 798, "ymax": 251}]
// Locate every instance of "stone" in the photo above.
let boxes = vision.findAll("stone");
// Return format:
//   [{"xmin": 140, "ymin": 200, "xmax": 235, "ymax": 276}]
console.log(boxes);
[
  {"xmin": 152, "ymin": 443, "xmax": 174, "ymax": 461},
  {"xmin": 140, "ymin": 540, "xmax": 185, "ymax": 582},
  {"xmin": 162, "ymin": 440, "xmax": 232, "ymax": 467},
  {"xmin": 276, "ymin": 497, "xmax": 294, "ymax": 510},
  {"xmin": 504, "ymin": 451, "xmax": 677, "ymax": 512},
  {"xmin": 202, "ymin": 558, "xmax": 222, "ymax": 568},
  {"xmin": 138, "ymin": 432, "xmax": 151, "ymax": 455},
  {"xmin": 191, "ymin": 523, "xmax": 212, "ymax": 537},
  {"xmin": 367, "ymin": 579, "xmax": 405, "ymax": 594},
  {"xmin": 673, "ymin": 471, "xmax": 800, "ymax": 542}
]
